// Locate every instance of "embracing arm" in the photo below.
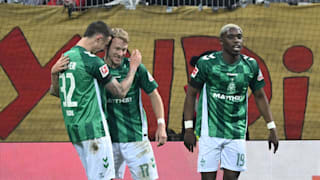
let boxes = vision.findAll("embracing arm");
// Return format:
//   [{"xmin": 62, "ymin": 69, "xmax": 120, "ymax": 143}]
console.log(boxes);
[
  {"xmin": 253, "ymin": 88, "xmax": 279, "ymax": 153},
  {"xmin": 104, "ymin": 49, "xmax": 141, "ymax": 98},
  {"xmin": 49, "ymin": 55, "xmax": 69, "ymax": 97},
  {"xmin": 50, "ymin": 74, "xmax": 60, "ymax": 97}
]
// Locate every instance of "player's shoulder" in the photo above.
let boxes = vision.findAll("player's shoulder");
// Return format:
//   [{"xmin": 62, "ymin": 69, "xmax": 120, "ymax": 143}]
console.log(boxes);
[
  {"xmin": 197, "ymin": 51, "xmax": 220, "ymax": 65},
  {"xmin": 82, "ymin": 51, "xmax": 99, "ymax": 60},
  {"xmin": 64, "ymin": 46, "xmax": 79, "ymax": 57},
  {"xmin": 240, "ymin": 54, "xmax": 259, "ymax": 67},
  {"xmin": 240, "ymin": 54, "xmax": 261, "ymax": 73},
  {"xmin": 241, "ymin": 54, "xmax": 258, "ymax": 63},
  {"xmin": 79, "ymin": 50, "xmax": 104, "ymax": 67}
]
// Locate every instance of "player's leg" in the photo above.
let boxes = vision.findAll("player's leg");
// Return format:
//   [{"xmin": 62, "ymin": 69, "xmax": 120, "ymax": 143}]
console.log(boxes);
[
  {"xmin": 112, "ymin": 143, "xmax": 126, "ymax": 179},
  {"xmin": 201, "ymin": 172, "xmax": 216, "ymax": 180},
  {"xmin": 198, "ymin": 136, "xmax": 223, "ymax": 180},
  {"xmin": 122, "ymin": 140, "xmax": 159, "ymax": 180},
  {"xmin": 74, "ymin": 136, "xmax": 115, "ymax": 180},
  {"xmin": 73, "ymin": 142, "xmax": 88, "ymax": 173},
  {"xmin": 220, "ymin": 139, "xmax": 246, "ymax": 180},
  {"xmin": 222, "ymin": 169, "xmax": 240, "ymax": 180}
]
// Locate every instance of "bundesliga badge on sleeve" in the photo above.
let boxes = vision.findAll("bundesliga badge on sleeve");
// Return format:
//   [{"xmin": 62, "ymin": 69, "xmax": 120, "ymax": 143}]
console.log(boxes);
[{"xmin": 99, "ymin": 64, "xmax": 109, "ymax": 78}]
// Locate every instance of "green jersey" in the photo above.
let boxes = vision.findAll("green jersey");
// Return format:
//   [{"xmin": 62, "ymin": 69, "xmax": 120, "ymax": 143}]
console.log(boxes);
[
  {"xmin": 106, "ymin": 58, "xmax": 158, "ymax": 143},
  {"xmin": 190, "ymin": 51, "xmax": 265, "ymax": 139},
  {"xmin": 59, "ymin": 46, "xmax": 113, "ymax": 143}
]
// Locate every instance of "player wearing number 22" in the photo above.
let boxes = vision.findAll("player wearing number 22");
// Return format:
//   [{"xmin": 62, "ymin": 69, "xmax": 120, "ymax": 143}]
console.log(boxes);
[
  {"xmin": 50, "ymin": 21, "xmax": 142, "ymax": 180},
  {"xmin": 183, "ymin": 24, "xmax": 279, "ymax": 180}
]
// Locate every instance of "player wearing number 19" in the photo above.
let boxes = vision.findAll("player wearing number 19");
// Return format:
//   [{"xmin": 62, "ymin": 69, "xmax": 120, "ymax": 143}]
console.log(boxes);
[
  {"xmin": 49, "ymin": 21, "xmax": 141, "ymax": 180},
  {"xmin": 183, "ymin": 24, "xmax": 279, "ymax": 180}
]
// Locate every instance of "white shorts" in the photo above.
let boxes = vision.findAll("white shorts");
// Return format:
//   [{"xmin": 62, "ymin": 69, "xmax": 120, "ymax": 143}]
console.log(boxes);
[
  {"xmin": 73, "ymin": 136, "xmax": 115, "ymax": 180},
  {"xmin": 112, "ymin": 140, "xmax": 159, "ymax": 180},
  {"xmin": 197, "ymin": 136, "xmax": 246, "ymax": 172}
]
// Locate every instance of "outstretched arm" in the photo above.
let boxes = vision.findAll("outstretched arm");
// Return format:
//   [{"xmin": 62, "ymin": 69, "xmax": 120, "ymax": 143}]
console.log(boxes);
[
  {"xmin": 149, "ymin": 89, "xmax": 167, "ymax": 147},
  {"xmin": 253, "ymin": 88, "xmax": 279, "ymax": 153},
  {"xmin": 49, "ymin": 55, "xmax": 69, "ymax": 97},
  {"xmin": 183, "ymin": 85, "xmax": 199, "ymax": 152},
  {"xmin": 105, "ymin": 49, "xmax": 141, "ymax": 98}
]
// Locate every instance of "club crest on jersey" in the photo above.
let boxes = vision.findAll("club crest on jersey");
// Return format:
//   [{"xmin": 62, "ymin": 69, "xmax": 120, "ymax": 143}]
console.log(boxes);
[
  {"xmin": 147, "ymin": 72, "xmax": 154, "ymax": 82},
  {"xmin": 227, "ymin": 78, "xmax": 236, "ymax": 94},
  {"xmin": 191, "ymin": 66, "xmax": 199, "ymax": 78},
  {"xmin": 257, "ymin": 69, "xmax": 264, "ymax": 81},
  {"xmin": 99, "ymin": 64, "xmax": 109, "ymax": 78}
]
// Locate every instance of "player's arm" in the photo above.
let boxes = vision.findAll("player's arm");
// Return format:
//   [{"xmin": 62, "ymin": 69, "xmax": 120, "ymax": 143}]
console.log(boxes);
[
  {"xmin": 148, "ymin": 89, "xmax": 167, "ymax": 147},
  {"xmin": 105, "ymin": 49, "xmax": 141, "ymax": 98},
  {"xmin": 49, "ymin": 55, "xmax": 69, "ymax": 97},
  {"xmin": 183, "ymin": 84, "xmax": 199, "ymax": 152},
  {"xmin": 253, "ymin": 88, "xmax": 279, "ymax": 153}
]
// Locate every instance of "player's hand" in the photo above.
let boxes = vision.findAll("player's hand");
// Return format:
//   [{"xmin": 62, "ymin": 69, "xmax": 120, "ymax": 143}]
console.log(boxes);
[
  {"xmin": 129, "ymin": 49, "xmax": 142, "ymax": 71},
  {"xmin": 52, "ymin": 54, "xmax": 69, "ymax": 75},
  {"xmin": 184, "ymin": 128, "xmax": 196, "ymax": 152},
  {"xmin": 268, "ymin": 128, "xmax": 279, "ymax": 154},
  {"xmin": 155, "ymin": 123, "xmax": 167, "ymax": 147}
]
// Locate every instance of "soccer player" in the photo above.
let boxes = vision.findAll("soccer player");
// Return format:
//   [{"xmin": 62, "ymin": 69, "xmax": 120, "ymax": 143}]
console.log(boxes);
[
  {"xmin": 49, "ymin": 21, "xmax": 142, "ymax": 180},
  {"xmin": 104, "ymin": 28, "xmax": 167, "ymax": 180},
  {"xmin": 183, "ymin": 24, "xmax": 279, "ymax": 180}
]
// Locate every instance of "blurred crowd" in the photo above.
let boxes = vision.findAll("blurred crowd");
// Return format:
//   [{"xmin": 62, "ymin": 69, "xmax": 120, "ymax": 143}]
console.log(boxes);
[{"xmin": 0, "ymin": 0, "xmax": 316, "ymax": 7}]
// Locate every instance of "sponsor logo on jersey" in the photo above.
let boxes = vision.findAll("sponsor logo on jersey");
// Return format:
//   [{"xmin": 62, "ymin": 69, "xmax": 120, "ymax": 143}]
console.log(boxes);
[
  {"xmin": 147, "ymin": 72, "xmax": 154, "ymax": 82},
  {"xmin": 191, "ymin": 66, "xmax": 199, "ymax": 78},
  {"xmin": 107, "ymin": 97, "xmax": 132, "ymax": 104},
  {"xmin": 99, "ymin": 64, "xmax": 109, "ymax": 78},
  {"xmin": 257, "ymin": 69, "xmax": 264, "ymax": 81},
  {"xmin": 212, "ymin": 92, "xmax": 243, "ymax": 102}
]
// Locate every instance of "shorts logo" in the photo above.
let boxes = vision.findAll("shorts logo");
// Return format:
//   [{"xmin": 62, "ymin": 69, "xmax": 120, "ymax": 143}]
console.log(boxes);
[
  {"xmin": 200, "ymin": 158, "xmax": 206, "ymax": 167},
  {"xmin": 103, "ymin": 157, "xmax": 109, "ymax": 169},
  {"xmin": 191, "ymin": 66, "xmax": 199, "ymax": 78},
  {"xmin": 99, "ymin": 64, "xmax": 109, "ymax": 78}
]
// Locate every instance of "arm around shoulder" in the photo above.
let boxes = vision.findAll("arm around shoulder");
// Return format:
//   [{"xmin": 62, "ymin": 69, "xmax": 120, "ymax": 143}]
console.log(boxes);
[
  {"xmin": 105, "ymin": 49, "xmax": 142, "ymax": 98},
  {"xmin": 49, "ymin": 54, "xmax": 70, "ymax": 98}
]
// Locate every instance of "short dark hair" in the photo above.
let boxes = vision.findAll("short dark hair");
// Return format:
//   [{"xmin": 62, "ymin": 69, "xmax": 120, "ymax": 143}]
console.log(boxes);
[{"xmin": 83, "ymin": 21, "xmax": 113, "ymax": 38}]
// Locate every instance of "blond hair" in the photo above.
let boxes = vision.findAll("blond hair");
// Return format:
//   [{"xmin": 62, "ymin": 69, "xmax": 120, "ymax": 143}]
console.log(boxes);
[
  {"xmin": 219, "ymin": 24, "xmax": 242, "ymax": 37},
  {"xmin": 112, "ymin": 28, "xmax": 129, "ymax": 43}
]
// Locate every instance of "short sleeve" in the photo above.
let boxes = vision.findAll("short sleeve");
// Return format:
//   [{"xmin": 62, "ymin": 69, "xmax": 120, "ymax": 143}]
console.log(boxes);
[
  {"xmin": 189, "ymin": 58, "xmax": 207, "ymax": 89},
  {"xmin": 85, "ymin": 55, "xmax": 113, "ymax": 87},
  {"xmin": 249, "ymin": 60, "xmax": 265, "ymax": 92},
  {"xmin": 137, "ymin": 64, "xmax": 158, "ymax": 94}
]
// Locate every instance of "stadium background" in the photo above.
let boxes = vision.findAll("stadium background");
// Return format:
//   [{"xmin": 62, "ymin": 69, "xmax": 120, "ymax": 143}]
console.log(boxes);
[{"xmin": 0, "ymin": 2, "xmax": 320, "ymax": 143}]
